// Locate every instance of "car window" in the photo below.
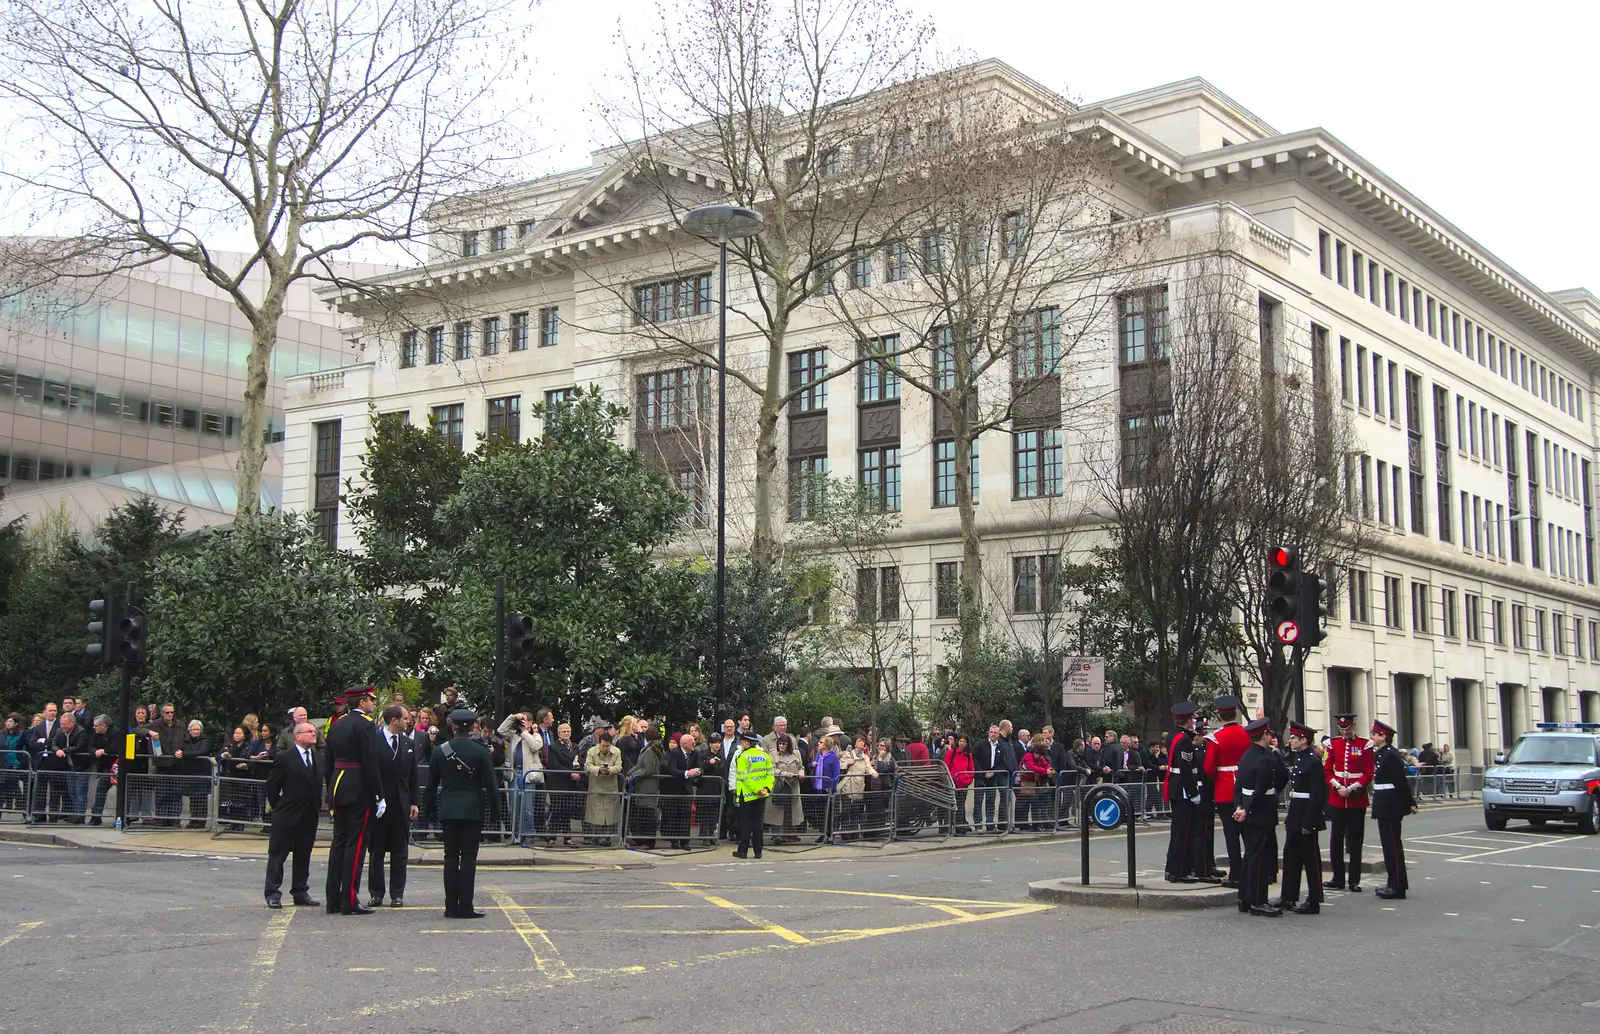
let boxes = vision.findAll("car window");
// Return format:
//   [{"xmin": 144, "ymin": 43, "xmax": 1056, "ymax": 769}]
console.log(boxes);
[{"xmin": 1505, "ymin": 736, "xmax": 1599, "ymax": 765}]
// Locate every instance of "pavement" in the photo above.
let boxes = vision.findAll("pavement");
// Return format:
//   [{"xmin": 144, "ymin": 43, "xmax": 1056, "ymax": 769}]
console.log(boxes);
[{"xmin": 2, "ymin": 802, "xmax": 1598, "ymax": 1034}]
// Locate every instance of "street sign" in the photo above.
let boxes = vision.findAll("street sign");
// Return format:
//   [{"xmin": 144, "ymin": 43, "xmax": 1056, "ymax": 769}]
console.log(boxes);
[
  {"xmin": 1061, "ymin": 656, "xmax": 1106, "ymax": 707},
  {"xmin": 1275, "ymin": 619, "xmax": 1300, "ymax": 645},
  {"xmin": 1092, "ymin": 795, "xmax": 1122, "ymax": 829}
]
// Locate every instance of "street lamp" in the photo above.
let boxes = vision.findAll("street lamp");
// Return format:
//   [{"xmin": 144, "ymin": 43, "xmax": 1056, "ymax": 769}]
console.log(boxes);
[{"xmin": 679, "ymin": 203, "xmax": 765, "ymax": 725}]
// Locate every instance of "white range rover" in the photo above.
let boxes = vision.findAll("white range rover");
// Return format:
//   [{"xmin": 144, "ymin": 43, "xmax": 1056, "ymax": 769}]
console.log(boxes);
[{"xmin": 1482, "ymin": 723, "xmax": 1600, "ymax": 834}]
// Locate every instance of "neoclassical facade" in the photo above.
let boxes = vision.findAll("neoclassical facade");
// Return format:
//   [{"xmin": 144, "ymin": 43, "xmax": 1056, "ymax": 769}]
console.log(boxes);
[{"xmin": 283, "ymin": 63, "xmax": 1600, "ymax": 763}]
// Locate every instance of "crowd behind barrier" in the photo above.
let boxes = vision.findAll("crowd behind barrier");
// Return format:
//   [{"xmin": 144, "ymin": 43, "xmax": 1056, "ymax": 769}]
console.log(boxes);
[{"xmin": 0, "ymin": 700, "xmax": 1488, "ymax": 846}]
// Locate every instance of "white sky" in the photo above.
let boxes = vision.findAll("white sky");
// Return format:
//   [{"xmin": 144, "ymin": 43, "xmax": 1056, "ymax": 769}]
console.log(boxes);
[{"xmin": 526, "ymin": 0, "xmax": 1600, "ymax": 296}]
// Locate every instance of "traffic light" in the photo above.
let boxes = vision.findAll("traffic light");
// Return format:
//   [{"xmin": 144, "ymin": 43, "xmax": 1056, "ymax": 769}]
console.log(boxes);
[
  {"xmin": 86, "ymin": 596, "xmax": 119, "ymax": 664},
  {"xmin": 118, "ymin": 609, "xmax": 147, "ymax": 666},
  {"xmin": 1300, "ymin": 572, "xmax": 1330, "ymax": 648},
  {"xmin": 507, "ymin": 612, "xmax": 532, "ymax": 661},
  {"xmin": 1267, "ymin": 545, "xmax": 1303, "ymax": 645}
]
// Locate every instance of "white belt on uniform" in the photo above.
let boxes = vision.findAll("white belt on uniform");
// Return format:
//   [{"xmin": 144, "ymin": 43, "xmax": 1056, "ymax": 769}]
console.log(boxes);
[
  {"xmin": 1290, "ymin": 791, "xmax": 1311, "ymax": 799},
  {"xmin": 1372, "ymin": 782, "xmax": 1395, "ymax": 790},
  {"xmin": 1220, "ymin": 765, "xmax": 1239, "ymax": 772}
]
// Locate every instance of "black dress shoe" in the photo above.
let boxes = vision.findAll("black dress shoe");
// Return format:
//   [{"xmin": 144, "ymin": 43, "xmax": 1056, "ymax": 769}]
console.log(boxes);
[
  {"xmin": 1220, "ymin": 879, "xmax": 1241, "ymax": 889},
  {"xmin": 390, "ymin": 897, "xmax": 403, "ymax": 908},
  {"xmin": 1348, "ymin": 882, "xmax": 1363, "ymax": 892},
  {"xmin": 343, "ymin": 903, "xmax": 375, "ymax": 915},
  {"xmin": 448, "ymin": 908, "xmax": 486, "ymax": 919},
  {"xmin": 1267, "ymin": 897, "xmax": 1285, "ymax": 909},
  {"xmin": 265, "ymin": 896, "xmax": 283, "ymax": 909},
  {"xmin": 1291, "ymin": 902, "xmax": 1320, "ymax": 914},
  {"xmin": 292, "ymin": 896, "xmax": 320, "ymax": 907},
  {"xmin": 367, "ymin": 896, "xmax": 384, "ymax": 909},
  {"xmin": 1322, "ymin": 878, "xmax": 1343, "ymax": 890},
  {"xmin": 1195, "ymin": 874, "xmax": 1224, "ymax": 884},
  {"xmin": 1238, "ymin": 901, "xmax": 1250, "ymax": 913},
  {"xmin": 326, "ymin": 903, "xmax": 342, "ymax": 915},
  {"xmin": 1249, "ymin": 904, "xmax": 1284, "ymax": 917},
  {"xmin": 1374, "ymin": 886, "xmax": 1405, "ymax": 900},
  {"xmin": 1164, "ymin": 874, "xmax": 1199, "ymax": 884},
  {"xmin": 731, "ymin": 850, "xmax": 748, "ymax": 859}
]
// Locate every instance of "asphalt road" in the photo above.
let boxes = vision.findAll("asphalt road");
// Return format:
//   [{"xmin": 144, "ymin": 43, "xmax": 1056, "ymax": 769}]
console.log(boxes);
[{"xmin": 2, "ymin": 803, "xmax": 1597, "ymax": 1034}]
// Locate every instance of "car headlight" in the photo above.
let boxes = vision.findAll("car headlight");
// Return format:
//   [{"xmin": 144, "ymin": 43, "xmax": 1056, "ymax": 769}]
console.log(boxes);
[
  {"xmin": 1484, "ymin": 777, "xmax": 1502, "ymax": 789},
  {"xmin": 1559, "ymin": 779, "xmax": 1587, "ymax": 791}
]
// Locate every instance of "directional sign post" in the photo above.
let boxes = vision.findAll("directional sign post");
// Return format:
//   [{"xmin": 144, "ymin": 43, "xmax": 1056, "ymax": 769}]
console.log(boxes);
[{"xmin": 1061, "ymin": 657, "xmax": 1106, "ymax": 708}]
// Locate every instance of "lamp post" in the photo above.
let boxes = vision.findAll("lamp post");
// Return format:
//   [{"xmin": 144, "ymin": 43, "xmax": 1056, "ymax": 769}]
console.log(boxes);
[{"xmin": 678, "ymin": 203, "xmax": 765, "ymax": 725}]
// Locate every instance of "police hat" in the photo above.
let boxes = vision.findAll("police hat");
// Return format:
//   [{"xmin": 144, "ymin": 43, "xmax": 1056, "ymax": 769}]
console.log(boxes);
[
  {"xmin": 1244, "ymin": 716, "xmax": 1272, "ymax": 737},
  {"xmin": 1288, "ymin": 721, "xmax": 1316, "ymax": 740},
  {"xmin": 1333, "ymin": 713, "xmax": 1357, "ymax": 726},
  {"xmin": 1370, "ymin": 719, "xmax": 1396, "ymax": 738},
  {"xmin": 737, "ymin": 729, "xmax": 760, "ymax": 743},
  {"xmin": 1213, "ymin": 695, "xmax": 1241, "ymax": 713},
  {"xmin": 1171, "ymin": 702, "xmax": 1197, "ymax": 719},
  {"xmin": 450, "ymin": 708, "xmax": 477, "ymax": 726}
]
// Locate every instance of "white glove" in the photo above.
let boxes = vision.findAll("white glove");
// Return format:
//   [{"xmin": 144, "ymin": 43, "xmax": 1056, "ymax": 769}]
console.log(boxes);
[{"xmin": 375, "ymin": 799, "xmax": 387, "ymax": 819}]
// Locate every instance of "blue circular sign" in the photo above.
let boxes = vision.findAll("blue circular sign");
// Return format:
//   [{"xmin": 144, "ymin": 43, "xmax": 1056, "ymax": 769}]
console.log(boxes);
[{"xmin": 1093, "ymin": 796, "xmax": 1122, "ymax": 829}]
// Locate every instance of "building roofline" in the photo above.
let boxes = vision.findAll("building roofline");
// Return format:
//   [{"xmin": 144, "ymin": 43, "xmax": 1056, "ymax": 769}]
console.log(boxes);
[{"xmin": 1085, "ymin": 76, "xmax": 1278, "ymax": 138}]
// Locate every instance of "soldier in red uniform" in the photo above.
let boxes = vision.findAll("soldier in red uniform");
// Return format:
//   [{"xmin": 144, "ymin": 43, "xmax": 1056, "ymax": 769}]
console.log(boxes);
[
  {"xmin": 1203, "ymin": 695, "xmax": 1250, "ymax": 886},
  {"xmin": 1322, "ymin": 712, "xmax": 1373, "ymax": 892}
]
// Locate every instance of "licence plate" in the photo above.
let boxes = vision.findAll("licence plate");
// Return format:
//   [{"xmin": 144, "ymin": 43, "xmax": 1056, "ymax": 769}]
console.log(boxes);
[{"xmin": 1512, "ymin": 795, "xmax": 1545, "ymax": 805}]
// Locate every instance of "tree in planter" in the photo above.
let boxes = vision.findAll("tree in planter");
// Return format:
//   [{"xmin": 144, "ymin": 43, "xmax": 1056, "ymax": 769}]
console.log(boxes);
[
  {"xmin": 0, "ymin": 0, "xmax": 526, "ymax": 512},
  {"xmin": 431, "ymin": 390, "xmax": 704, "ymax": 725},
  {"xmin": 144, "ymin": 512, "xmax": 397, "ymax": 733}
]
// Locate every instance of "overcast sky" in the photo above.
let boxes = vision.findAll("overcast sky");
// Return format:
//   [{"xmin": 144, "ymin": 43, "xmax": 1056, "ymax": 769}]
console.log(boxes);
[{"xmin": 526, "ymin": 0, "xmax": 1599, "ymax": 297}]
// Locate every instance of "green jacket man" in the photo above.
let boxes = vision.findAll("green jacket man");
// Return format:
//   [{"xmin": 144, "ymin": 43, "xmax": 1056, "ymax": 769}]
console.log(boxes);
[{"xmin": 424, "ymin": 709, "xmax": 501, "ymax": 918}]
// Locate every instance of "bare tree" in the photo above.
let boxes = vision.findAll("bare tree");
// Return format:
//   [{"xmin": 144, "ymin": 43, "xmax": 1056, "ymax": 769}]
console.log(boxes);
[
  {"xmin": 596, "ymin": 0, "xmax": 952, "ymax": 564},
  {"xmin": 0, "ymin": 0, "xmax": 525, "ymax": 513}
]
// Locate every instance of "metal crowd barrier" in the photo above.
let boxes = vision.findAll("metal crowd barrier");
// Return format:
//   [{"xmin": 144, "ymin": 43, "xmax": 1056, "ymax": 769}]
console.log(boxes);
[
  {"xmin": 831, "ymin": 774, "xmax": 895, "ymax": 845},
  {"xmin": 120, "ymin": 757, "xmax": 217, "ymax": 831},
  {"xmin": 966, "ymin": 769, "xmax": 1015, "ymax": 835},
  {"xmin": 1408, "ymin": 764, "xmax": 1482, "ymax": 801},
  {"xmin": 615, "ymin": 776, "xmax": 723, "ymax": 852},
  {"xmin": 214, "ymin": 756, "xmax": 275, "ymax": 834},
  {"xmin": 1, "ymin": 749, "xmax": 33, "ymax": 822}
]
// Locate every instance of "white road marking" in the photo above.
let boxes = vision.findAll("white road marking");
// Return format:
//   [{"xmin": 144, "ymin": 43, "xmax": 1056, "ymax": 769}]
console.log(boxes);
[
  {"xmin": 1511, "ymin": 918, "xmax": 1526, "ymax": 923},
  {"xmin": 1444, "ymin": 912, "xmax": 1460, "ymax": 916}
]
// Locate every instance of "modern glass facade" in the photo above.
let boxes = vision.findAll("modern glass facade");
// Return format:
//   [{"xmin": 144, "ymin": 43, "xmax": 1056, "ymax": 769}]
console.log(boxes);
[{"xmin": 0, "ymin": 271, "xmax": 349, "ymax": 489}]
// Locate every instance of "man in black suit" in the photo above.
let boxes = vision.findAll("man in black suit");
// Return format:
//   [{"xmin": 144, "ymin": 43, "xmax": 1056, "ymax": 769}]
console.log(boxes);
[
  {"xmin": 369, "ymin": 705, "xmax": 419, "ymax": 907},
  {"xmin": 264, "ymin": 722, "xmax": 323, "ymax": 909},
  {"xmin": 45, "ymin": 712, "xmax": 91, "ymax": 821},
  {"xmin": 975, "ymin": 725, "xmax": 1014, "ymax": 832}
]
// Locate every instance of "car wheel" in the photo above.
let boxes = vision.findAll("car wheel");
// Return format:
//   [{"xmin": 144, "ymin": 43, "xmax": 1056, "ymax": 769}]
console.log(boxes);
[
  {"xmin": 1485, "ymin": 810, "xmax": 1507, "ymax": 831},
  {"xmin": 1577, "ymin": 796, "xmax": 1598, "ymax": 836}
]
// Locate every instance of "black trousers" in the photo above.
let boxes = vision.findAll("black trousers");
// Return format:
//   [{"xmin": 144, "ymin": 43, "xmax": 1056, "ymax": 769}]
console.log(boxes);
[
  {"xmin": 737, "ymin": 796, "xmax": 766, "ymax": 856},
  {"xmin": 1280, "ymin": 828, "xmax": 1323, "ymax": 905},
  {"xmin": 1166, "ymin": 797, "xmax": 1194, "ymax": 876},
  {"xmin": 1239, "ymin": 824, "xmax": 1277, "ymax": 906},
  {"xmin": 1191, "ymin": 799, "xmax": 1217, "ymax": 876},
  {"xmin": 265, "ymin": 810, "xmax": 319, "ymax": 899},
  {"xmin": 367, "ymin": 810, "xmax": 409, "ymax": 901},
  {"xmin": 1327, "ymin": 807, "xmax": 1366, "ymax": 887},
  {"xmin": 325, "ymin": 804, "xmax": 371, "ymax": 912},
  {"xmin": 441, "ymin": 819, "xmax": 482, "ymax": 914},
  {"xmin": 1216, "ymin": 803, "xmax": 1244, "ymax": 878},
  {"xmin": 1376, "ymin": 817, "xmax": 1408, "ymax": 892}
]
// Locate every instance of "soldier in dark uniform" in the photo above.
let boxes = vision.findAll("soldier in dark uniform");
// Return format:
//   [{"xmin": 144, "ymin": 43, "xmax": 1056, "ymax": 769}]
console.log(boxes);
[
  {"xmin": 1275, "ymin": 721, "xmax": 1327, "ymax": 914},
  {"xmin": 1232, "ymin": 716, "xmax": 1289, "ymax": 916},
  {"xmin": 1163, "ymin": 702, "xmax": 1201, "ymax": 883},
  {"xmin": 425, "ymin": 708, "xmax": 502, "ymax": 919},
  {"xmin": 1368, "ymin": 719, "xmax": 1417, "ymax": 899},
  {"xmin": 1188, "ymin": 717, "xmax": 1222, "ymax": 882},
  {"xmin": 324, "ymin": 685, "xmax": 384, "ymax": 915}
]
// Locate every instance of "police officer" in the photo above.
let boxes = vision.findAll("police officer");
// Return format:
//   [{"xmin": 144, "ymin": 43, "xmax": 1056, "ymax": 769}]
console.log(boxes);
[
  {"xmin": 1232, "ymin": 716, "xmax": 1288, "ymax": 916},
  {"xmin": 1163, "ymin": 702, "xmax": 1201, "ymax": 883},
  {"xmin": 324, "ymin": 685, "xmax": 384, "ymax": 915},
  {"xmin": 1204, "ymin": 695, "xmax": 1249, "ymax": 886},
  {"xmin": 731, "ymin": 730, "xmax": 773, "ymax": 860},
  {"xmin": 1322, "ymin": 713, "xmax": 1372, "ymax": 893},
  {"xmin": 1368, "ymin": 719, "xmax": 1417, "ymax": 900},
  {"xmin": 1276, "ymin": 721, "xmax": 1327, "ymax": 915},
  {"xmin": 425, "ymin": 708, "xmax": 502, "ymax": 918}
]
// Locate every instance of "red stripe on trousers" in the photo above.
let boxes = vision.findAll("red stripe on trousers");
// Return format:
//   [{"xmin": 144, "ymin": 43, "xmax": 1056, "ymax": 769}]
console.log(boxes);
[{"xmin": 349, "ymin": 809, "xmax": 370, "ymax": 908}]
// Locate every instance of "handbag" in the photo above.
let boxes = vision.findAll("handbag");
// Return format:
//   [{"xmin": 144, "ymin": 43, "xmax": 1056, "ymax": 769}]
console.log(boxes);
[{"xmin": 523, "ymin": 768, "xmax": 544, "ymax": 787}]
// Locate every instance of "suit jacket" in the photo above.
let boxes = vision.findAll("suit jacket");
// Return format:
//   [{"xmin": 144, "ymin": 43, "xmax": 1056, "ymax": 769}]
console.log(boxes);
[
  {"xmin": 28, "ymin": 720, "xmax": 57, "ymax": 764},
  {"xmin": 325, "ymin": 709, "xmax": 382, "ymax": 808},
  {"xmin": 374, "ymin": 727, "xmax": 419, "ymax": 815},
  {"xmin": 975, "ymin": 738, "xmax": 1011, "ymax": 779},
  {"xmin": 45, "ymin": 725, "xmax": 91, "ymax": 770},
  {"xmin": 265, "ymin": 747, "xmax": 324, "ymax": 828}
]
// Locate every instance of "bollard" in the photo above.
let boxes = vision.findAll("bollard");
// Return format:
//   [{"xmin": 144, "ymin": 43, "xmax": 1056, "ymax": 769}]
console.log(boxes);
[{"xmin": 1079, "ymin": 784, "xmax": 1136, "ymax": 888}]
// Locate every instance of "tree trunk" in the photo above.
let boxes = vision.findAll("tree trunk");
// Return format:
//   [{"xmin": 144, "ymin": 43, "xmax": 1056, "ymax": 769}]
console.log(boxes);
[
  {"xmin": 749, "ymin": 283, "xmax": 790, "ymax": 567},
  {"xmin": 955, "ymin": 419, "xmax": 981, "ymax": 663},
  {"xmin": 236, "ymin": 283, "xmax": 285, "ymax": 520}
]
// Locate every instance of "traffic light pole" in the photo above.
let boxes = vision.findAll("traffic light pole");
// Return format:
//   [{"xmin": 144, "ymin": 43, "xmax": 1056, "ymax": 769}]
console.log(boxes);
[
  {"xmin": 114, "ymin": 581, "xmax": 135, "ymax": 829},
  {"xmin": 492, "ymin": 575, "xmax": 506, "ymax": 722}
]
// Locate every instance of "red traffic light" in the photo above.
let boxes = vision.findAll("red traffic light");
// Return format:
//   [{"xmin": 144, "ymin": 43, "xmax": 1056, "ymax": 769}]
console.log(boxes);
[{"xmin": 1270, "ymin": 545, "xmax": 1296, "ymax": 569}]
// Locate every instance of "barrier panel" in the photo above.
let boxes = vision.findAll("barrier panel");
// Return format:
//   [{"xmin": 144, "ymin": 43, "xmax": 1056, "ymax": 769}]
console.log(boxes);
[
  {"xmin": 507, "ymin": 785, "xmax": 624, "ymax": 849},
  {"xmin": 215, "ymin": 777, "xmax": 271, "ymax": 834},
  {"xmin": 28, "ymin": 768, "xmax": 94, "ymax": 823},
  {"xmin": 890, "ymin": 760, "xmax": 956, "ymax": 842},
  {"xmin": 621, "ymin": 776, "xmax": 722, "ymax": 852},
  {"xmin": 1410, "ymin": 765, "xmax": 1480, "ymax": 800},
  {"xmin": 966, "ymin": 769, "xmax": 1014, "ymax": 835},
  {"xmin": 120, "ymin": 758, "xmax": 217, "ymax": 831},
  {"xmin": 763, "ymin": 787, "xmax": 832, "ymax": 852},
  {"xmin": 1011, "ymin": 769, "xmax": 1061, "ymax": 833},
  {"xmin": 830, "ymin": 773, "xmax": 894, "ymax": 846},
  {"xmin": 1, "ymin": 750, "xmax": 33, "ymax": 822}
]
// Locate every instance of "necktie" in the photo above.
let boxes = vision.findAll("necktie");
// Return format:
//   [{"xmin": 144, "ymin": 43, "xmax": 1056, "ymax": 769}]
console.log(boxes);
[
  {"xmin": 301, "ymin": 748, "xmax": 310, "ymax": 767},
  {"xmin": 388, "ymin": 732, "xmax": 397, "ymax": 757}
]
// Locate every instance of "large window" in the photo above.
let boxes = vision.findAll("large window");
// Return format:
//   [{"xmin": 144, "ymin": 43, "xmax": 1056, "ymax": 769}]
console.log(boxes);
[
  {"xmin": 1411, "ymin": 581, "xmax": 1431, "ymax": 634},
  {"xmin": 431, "ymin": 403, "xmax": 465, "ymax": 451},
  {"xmin": 787, "ymin": 455, "xmax": 828, "ymax": 521},
  {"xmin": 460, "ymin": 231, "xmax": 479, "ymax": 257},
  {"xmin": 400, "ymin": 330, "xmax": 419, "ymax": 368},
  {"xmin": 1347, "ymin": 569, "xmax": 1370, "ymax": 624},
  {"xmin": 1013, "ymin": 428, "xmax": 1062, "ymax": 499},
  {"xmin": 789, "ymin": 348, "xmax": 828, "ymax": 412},
  {"xmin": 1117, "ymin": 287, "xmax": 1170, "ymax": 364},
  {"xmin": 539, "ymin": 307, "xmax": 560, "ymax": 347},
  {"xmin": 312, "ymin": 420, "xmax": 341, "ymax": 547},
  {"xmin": 935, "ymin": 561, "xmax": 961, "ymax": 619},
  {"xmin": 637, "ymin": 368, "xmax": 701, "ymax": 431},
  {"xmin": 634, "ymin": 273, "xmax": 713, "ymax": 324},
  {"xmin": 481, "ymin": 316, "xmax": 501, "ymax": 356},
  {"xmin": 487, "ymin": 395, "xmax": 521, "ymax": 443},
  {"xmin": 884, "ymin": 241, "xmax": 909, "ymax": 282},
  {"xmin": 999, "ymin": 211, "xmax": 1027, "ymax": 258},
  {"xmin": 488, "ymin": 226, "xmax": 508, "ymax": 252},
  {"xmin": 933, "ymin": 438, "xmax": 979, "ymax": 507},
  {"xmin": 855, "ymin": 566, "xmax": 900, "ymax": 622},
  {"xmin": 859, "ymin": 446, "xmax": 901, "ymax": 512},
  {"xmin": 510, "ymin": 311, "xmax": 530, "ymax": 351},
  {"xmin": 858, "ymin": 336, "xmax": 901, "ymax": 402},
  {"xmin": 1012, "ymin": 307, "xmax": 1061, "ymax": 380},
  {"xmin": 1383, "ymin": 575, "xmax": 1404, "ymax": 630},
  {"xmin": 1120, "ymin": 410, "xmax": 1172, "ymax": 485},
  {"xmin": 426, "ymin": 326, "xmax": 445, "ymax": 365},
  {"xmin": 1012, "ymin": 554, "xmax": 1061, "ymax": 614}
]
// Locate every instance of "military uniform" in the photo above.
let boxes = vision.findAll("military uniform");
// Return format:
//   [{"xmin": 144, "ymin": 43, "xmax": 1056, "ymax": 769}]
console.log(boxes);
[
  {"xmin": 1233, "ymin": 717, "xmax": 1289, "ymax": 916},
  {"xmin": 1163, "ymin": 702, "xmax": 1201, "ymax": 882},
  {"xmin": 1203, "ymin": 696, "xmax": 1250, "ymax": 885},
  {"xmin": 1322, "ymin": 713, "xmax": 1373, "ymax": 892},
  {"xmin": 1189, "ymin": 721, "xmax": 1221, "ymax": 880},
  {"xmin": 732, "ymin": 731, "xmax": 773, "ymax": 859},
  {"xmin": 425, "ymin": 710, "xmax": 502, "ymax": 918},
  {"xmin": 323, "ymin": 686, "xmax": 384, "ymax": 915},
  {"xmin": 1368, "ymin": 720, "xmax": 1417, "ymax": 899},
  {"xmin": 1278, "ymin": 722, "xmax": 1328, "ymax": 914}
]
